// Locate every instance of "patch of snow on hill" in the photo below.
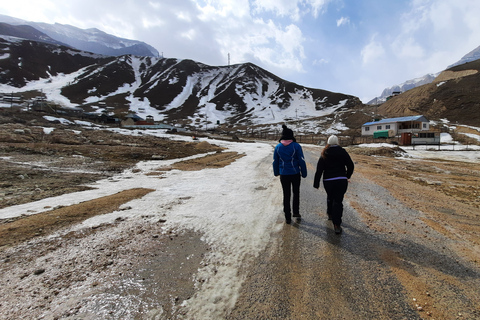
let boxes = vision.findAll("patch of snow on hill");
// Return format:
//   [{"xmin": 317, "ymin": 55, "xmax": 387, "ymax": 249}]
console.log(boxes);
[{"xmin": 0, "ymin": 68, "xmax": 89, "ymax": 108}]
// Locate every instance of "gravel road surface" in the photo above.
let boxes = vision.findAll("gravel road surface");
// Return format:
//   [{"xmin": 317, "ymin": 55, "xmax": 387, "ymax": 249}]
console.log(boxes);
[{"xmin": 227, "ymin": 147, "xmax": 480, "ymax": 319}]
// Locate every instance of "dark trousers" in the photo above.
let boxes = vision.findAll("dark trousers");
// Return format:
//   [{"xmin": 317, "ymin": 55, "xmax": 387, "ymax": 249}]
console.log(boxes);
[
  {"xmin": 280, "ymin": 174, "xmax": 301, "ymax": 221},
  {"xmin": 323, "ymin": 179, "xmax": 348, "ymax": 226}
]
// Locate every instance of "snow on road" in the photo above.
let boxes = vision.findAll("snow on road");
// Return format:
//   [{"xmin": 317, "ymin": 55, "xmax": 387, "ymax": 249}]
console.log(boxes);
[{"xmin": 0, "ymin": 132, "xmax": 283, "ymax": 317}]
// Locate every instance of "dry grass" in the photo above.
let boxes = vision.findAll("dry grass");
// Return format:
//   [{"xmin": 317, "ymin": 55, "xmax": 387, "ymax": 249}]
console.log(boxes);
[{"xmin": 0, "ymin": 188, "xmax": 154, "ymax": 250}]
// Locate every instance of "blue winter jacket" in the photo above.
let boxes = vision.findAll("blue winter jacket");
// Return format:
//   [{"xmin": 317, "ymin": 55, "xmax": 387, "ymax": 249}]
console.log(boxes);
[{"xmin": 273, "ymin": 141, "xmax": 307, "ymax": 177}]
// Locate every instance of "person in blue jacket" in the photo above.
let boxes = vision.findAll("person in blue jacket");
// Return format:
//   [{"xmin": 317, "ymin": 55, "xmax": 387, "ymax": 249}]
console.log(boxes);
[
  {"xmin": 273, "ymin": 124, "xmax": 307, "ymax": 224},
  {"xmin": 313, "ymin": 135, "xmax": 354, "ymax": 234}
]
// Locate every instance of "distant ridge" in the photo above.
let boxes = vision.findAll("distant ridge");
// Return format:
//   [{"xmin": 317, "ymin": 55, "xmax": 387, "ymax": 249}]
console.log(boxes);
[{"xmin": 0, "ymin": 14, "xmax": 159, "ymax": 58}]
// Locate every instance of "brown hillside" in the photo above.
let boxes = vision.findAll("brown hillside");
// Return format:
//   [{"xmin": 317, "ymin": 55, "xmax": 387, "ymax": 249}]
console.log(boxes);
[{"xmin": 378, "ymin": 60, "xmax": 480, "ymax": 126}]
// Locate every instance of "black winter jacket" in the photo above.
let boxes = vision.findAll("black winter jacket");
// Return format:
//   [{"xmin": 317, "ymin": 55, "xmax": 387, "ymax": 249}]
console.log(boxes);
[{"xmin": 313, "ymin": 145, "xmax": 354, "ymax": 188}]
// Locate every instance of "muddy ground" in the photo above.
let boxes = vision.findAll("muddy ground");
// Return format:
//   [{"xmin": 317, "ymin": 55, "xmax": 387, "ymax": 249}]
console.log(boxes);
[
  {"xmin": 0, "ymin": 109, "xmax": 242, "ymax": 319},
  {"xmin": 1, "ymin": 109, "xmax": 480, "ymax": 319}
]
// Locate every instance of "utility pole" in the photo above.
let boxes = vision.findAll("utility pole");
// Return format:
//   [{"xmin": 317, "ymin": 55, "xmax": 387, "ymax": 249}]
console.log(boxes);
[{"xmin": 269, "ymin": 106, "xmax": 275, "ymax": 119}]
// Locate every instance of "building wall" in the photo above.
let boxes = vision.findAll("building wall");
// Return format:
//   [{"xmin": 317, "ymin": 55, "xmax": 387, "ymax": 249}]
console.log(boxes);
[
  {"xmin": 362, "ymin": 121, "xmax": 429, "ymax": 136},
  {"xmin": 411, "ymin": 131, "xmax": 440, "ymax": 145},
  {"xmin": 362, "ymin": 123, "xmax": 399, "ymax": 136}
]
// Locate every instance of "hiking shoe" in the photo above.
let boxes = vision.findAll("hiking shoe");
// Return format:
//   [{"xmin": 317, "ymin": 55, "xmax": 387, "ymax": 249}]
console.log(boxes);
[
  {"xmin": 295, "ymin": 217, "xmax": 301, "ymax": 223},
  {"xmin": 286, "ymin": 219, "xmax": 292, "ymax": 224},
  {"xmin": 334, "ymin": 225, "xmax": 342, "ymax": 234}
]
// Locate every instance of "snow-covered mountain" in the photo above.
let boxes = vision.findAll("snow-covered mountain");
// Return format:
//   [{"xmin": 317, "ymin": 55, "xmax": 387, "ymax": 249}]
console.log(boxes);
[
  {"xmin": 0, "ymin": 14, "xmax": 159, "ymax": 58},
  {"xmin": 0, "ymin": 35, "xmax": 361, "ymax": 129}
]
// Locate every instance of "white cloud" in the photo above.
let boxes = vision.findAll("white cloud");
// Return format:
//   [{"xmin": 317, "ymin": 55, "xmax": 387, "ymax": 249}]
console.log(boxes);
[
  {"xmin": 336, "ymin": 16, "xmax": 350, "ymax": 27},
  {"xmin": 213, "ymin": 18, "xmax": 306, "ymax": 73},
  {"xmin": 312, "ymin": 58, "xmax": 328, "ymax": 66},
  {"xmin": 391, "ymin": 36, "xmax": 425, "ymax": 60},
  {"xmin": 180, "ymin": 29, "xmax": 197, "ymax": 40},
  {"xmin": 252, "ymin": 0, "xmax": 330, "ymax": 21},
  {"xmin": 141, "ymin": 17, "xmax": 165, "ymax": 29},
  {"xmin": 361, "ymin": 36, "xmax": 385, "ymax": 65},
  {"xmin": 383, "ymin": 0, "xmax": 480, "ymax": 76},
  {"xmin": 197, "ymin": 0, "xmax": 251, "ymax": 19},
  {"xmin": 191, "ymin": 0, "xmax": 307, "ymax": 71}
]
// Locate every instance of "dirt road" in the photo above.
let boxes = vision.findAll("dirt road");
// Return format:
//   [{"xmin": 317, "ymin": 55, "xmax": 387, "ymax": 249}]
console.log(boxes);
[{"xmin": 228, "ymin": 148, "xmax": 480, "ymax": 319}]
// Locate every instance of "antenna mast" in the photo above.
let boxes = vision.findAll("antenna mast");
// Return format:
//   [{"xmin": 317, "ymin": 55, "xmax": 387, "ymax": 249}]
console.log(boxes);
[{"xmin": 228, "ymin": 53, "xmax": 230, "ymax": 66}]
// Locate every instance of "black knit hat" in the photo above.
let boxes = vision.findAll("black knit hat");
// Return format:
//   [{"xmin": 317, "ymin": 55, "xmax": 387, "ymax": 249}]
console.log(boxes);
[{"xmin": 280, "ymin": 124, "xmax": 296, "ymax": 141}]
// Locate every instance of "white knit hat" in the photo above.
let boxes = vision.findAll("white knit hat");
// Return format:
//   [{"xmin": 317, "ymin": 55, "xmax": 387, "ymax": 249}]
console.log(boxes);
[{"xmin": 327, "ymin": 135, "xmax": 339, "ymax": 145}]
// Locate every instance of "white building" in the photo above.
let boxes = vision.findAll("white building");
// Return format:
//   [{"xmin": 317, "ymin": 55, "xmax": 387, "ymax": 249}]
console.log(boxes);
[{"xmin": 362, "ymin": 115, "xmax": 430, "ymax": 137}]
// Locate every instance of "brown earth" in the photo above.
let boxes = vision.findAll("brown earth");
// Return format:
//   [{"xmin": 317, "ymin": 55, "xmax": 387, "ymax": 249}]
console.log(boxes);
[{"xmin": 347, "ymin": 147, "xmax": 480, "ymax": 319}]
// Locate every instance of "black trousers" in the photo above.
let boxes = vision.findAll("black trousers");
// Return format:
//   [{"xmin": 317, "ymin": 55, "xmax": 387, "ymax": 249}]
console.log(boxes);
[
  {"xmin": 280, "ymin": 174, "xmax": 301, "ymax": 221},
  {"xmin": 323, "ymin": 179, "xmax": 348, "ymax": 226}
]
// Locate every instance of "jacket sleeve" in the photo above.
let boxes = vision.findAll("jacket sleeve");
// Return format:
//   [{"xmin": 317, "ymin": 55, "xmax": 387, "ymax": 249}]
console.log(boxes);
[
  {"xmin": 296, "ymin": 144, "xmax": 307, "ymax": 178},
  {"xmin": 344, "ymin": 150, "xmax": 354, "ymax": 179},
  {"xmin": 272, "ymin": 146, "xmax": 280, "ymax": 176},
  {"xmin": 313, "ymin": 157, "xmax": 324, "ymax": 188}
]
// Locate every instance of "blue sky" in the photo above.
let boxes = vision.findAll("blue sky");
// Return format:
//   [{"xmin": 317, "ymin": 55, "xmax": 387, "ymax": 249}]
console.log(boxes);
[{"xmin": 2, "ymin": 0, "xmax": 480, "ymax": 102}]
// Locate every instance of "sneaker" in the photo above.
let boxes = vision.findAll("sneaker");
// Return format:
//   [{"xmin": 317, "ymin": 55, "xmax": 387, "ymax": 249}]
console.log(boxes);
[
  {"xmin": 295, "ymin": 217, "xmax": 301, "ymax": 223},
  {"xmin": 334, "ymin": 225, "xmax": 342, "ymax": 234},
  {"xmin": 286, "ymin": 219, "xmax": 292, "ymax": 224}
]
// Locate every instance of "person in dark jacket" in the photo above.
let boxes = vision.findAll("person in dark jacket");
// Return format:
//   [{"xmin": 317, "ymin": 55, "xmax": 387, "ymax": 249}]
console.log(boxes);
[
  {"xmin": 313, "ymin": 135, "xmax": 354, "ymax": 234},
  {"xmin": 273, "ymin": 125, "xmax": 307, "ymax": 224}
]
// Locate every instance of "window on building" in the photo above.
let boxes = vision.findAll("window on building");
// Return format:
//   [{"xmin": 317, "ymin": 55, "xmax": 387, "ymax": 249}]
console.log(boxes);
[
  {"xmin": 418, "ymin": 132, "xmax": 434, "ymax": 138},
  {"xmin": 386, "ymin": 125, "xmax": 391, "ymax": 129},
  {"xmin": 423, "ymin": 123, "xmax": 427, "ymax": 128},
  {"xmin": 377, "ymin": 126, "xmax": 382, "ymax": 130},
  {"xmin": 365, "ymin": 127, "xmax": 370, "ymax": 131}
]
